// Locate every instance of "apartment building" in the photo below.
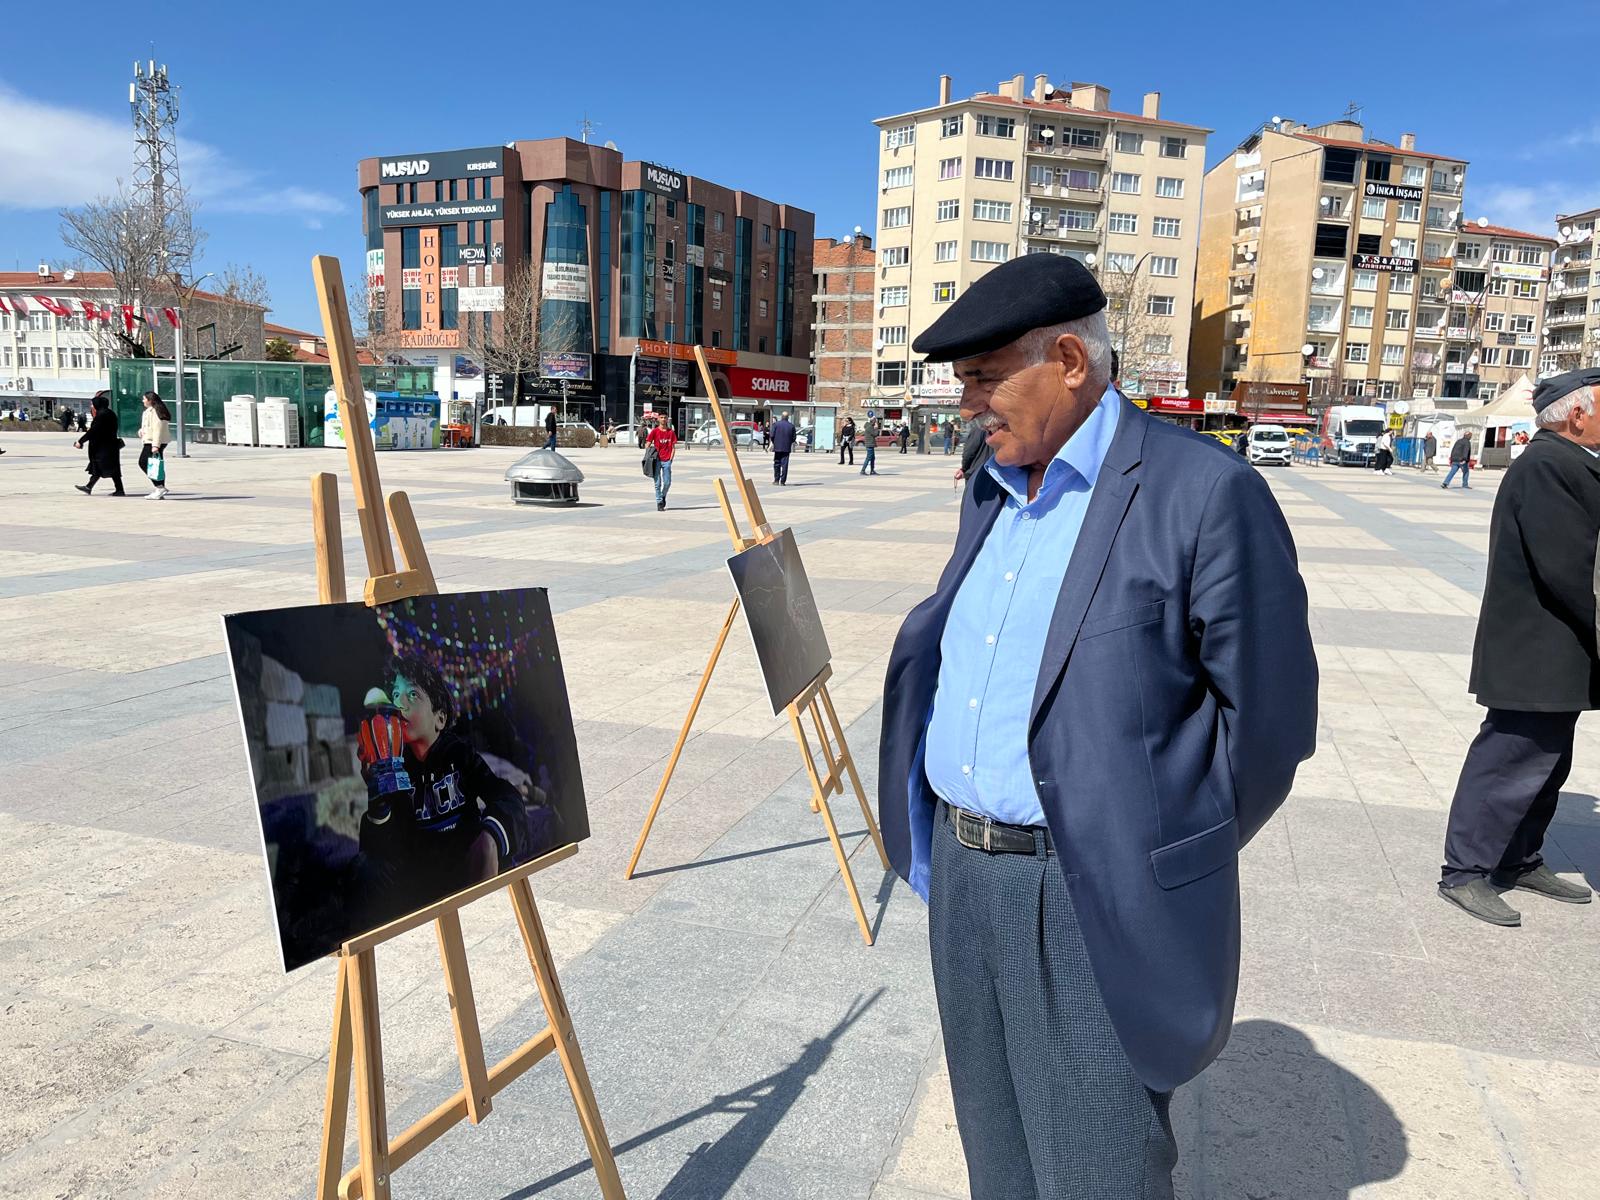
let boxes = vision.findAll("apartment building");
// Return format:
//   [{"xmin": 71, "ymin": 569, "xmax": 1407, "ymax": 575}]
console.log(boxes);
[
  {"xmin": 811, "ymin": 234, "xmax": 875, "ymax": 418},
  {"xmin": 1447, "ymin": 223, "xmax": 1553, "ymax": 399},
  {"xmin": 1543, "ymin": 207, "xmax": 1600, "ymax": 374},
  {"xmin": 871, "ymin": 73, "xmax": 1209, "ymax": 422},
  {"xmin": 1191, "ymin": 118, "xmax": 1470, "ymax": 408}
]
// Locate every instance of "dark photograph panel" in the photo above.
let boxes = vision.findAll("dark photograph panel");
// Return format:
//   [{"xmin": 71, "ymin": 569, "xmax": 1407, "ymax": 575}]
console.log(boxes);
[
  {"xmin": 222, "ymin": 587, "xmax": 587, "ymax": 971},
  {"xmin": 726, "ymin": 528, "xmax": 832, "ymax": 716}
]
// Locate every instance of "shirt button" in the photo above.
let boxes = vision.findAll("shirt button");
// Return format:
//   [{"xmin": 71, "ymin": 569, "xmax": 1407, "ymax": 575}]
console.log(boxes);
[
  {"xmin": 1004, "ymin": 571, "xmax": 1014, "ymax": 582},
  {"xmin": 961, "ymin": 764, "xmax": 971, "ymax": 775},
  {"xmin": 1022, "ymin": 512, "xmax": 1032, "ymax": 521},
  {"xmin": 968, "ymin": 698, "xmax": 977, "ymax": 709},
  {"xmin": 985, "ymin": 634, "xmax": 995, "ymax": 645}
]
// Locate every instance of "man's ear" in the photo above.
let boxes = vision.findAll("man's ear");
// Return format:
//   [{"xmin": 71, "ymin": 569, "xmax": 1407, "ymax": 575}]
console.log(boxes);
[{"xmin": 1053, "ymin": 333, "xmax": 1092, "ymax": 390}]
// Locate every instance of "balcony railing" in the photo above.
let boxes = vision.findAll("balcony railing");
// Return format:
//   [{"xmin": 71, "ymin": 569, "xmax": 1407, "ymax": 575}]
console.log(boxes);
[
  {"xmin": 1548, "ymin": 310, "xmax": 1588, "ymax": 326},
  {"xmin": 1027, "ymin": 141, "xmax": 1108, "ymax": 162},
  {"xmin": 1027, "ymin": 223, "xmax": 1098, "ymax": 244}
]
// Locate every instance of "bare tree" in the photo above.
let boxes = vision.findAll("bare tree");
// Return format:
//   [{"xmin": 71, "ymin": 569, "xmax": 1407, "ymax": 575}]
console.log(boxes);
[
  {"xmin": 347, "ymin": 275, "xmax": 406, "ymax": 364},
  {"xmin": 1102, "ymin": 265, "xmax": 1176, "ymax": 395},
  {"xmin": 462, "ymin": 263, "xmax": 588, "ymax": 413}
]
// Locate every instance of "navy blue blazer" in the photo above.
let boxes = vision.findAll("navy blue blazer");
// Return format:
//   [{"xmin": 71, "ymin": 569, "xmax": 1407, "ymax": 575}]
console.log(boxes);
[
  {"xmin": 770, "ymin": 419, "xmax": 797, "ymax": 453},
  {"xmin": 878, "ymin": 398, "xmax": 1317, "ymax": 1093}
]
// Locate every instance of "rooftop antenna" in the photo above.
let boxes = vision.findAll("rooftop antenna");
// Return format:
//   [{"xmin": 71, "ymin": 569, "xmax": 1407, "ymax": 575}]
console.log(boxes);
[
  {"xmin": 1342, "ymin": 100, "xmax": 1363, "ymax": 125},
  {"xmin": 130, "ymin": 56, "xmax": 193, "ymax": 278},
  {"xmin": 578, "ymin": 114, "xmax": 599, "ymax": 144}
]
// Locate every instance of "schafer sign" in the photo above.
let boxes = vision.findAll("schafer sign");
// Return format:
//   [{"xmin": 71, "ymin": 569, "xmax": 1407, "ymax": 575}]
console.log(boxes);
[
  {"xmin": 377, "ymin": 147, "xmax": 504, "ymax": 183},
  {"xmin": 727, "ymin": 366, "xmax": 807, "ymax": 401}
]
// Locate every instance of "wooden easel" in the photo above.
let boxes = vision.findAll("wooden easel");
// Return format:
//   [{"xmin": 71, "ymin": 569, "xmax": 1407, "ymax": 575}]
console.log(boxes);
[
  {"xmin": 307, "ymin": 256, "xmax": 625, "ymax": 1200},
  {"xmin": 624, "ymin": 347, "xmax": 889, "ymax": 945}
]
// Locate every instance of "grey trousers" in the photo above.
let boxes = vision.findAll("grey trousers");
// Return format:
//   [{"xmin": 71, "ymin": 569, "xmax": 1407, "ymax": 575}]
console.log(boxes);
[
  {"xmin": 1441, "ymin": 707, "xmax": 1579, "ymax": 886},
  {"xmin": 929, "ymin": 804, "xmax": 1176, "ymax": 1199}
]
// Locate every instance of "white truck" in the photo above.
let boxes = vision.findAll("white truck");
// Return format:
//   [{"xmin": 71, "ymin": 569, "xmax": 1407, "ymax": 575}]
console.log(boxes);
[{"xmin": 1320, "ymin": 405, "xmax": 1388, "ymax": 467}]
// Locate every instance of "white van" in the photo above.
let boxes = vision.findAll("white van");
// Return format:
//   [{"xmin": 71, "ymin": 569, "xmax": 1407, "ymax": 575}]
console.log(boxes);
[
  {"xmin": 1321, "ymin": 405, "xmax": 1388, "ymax": 466},
  {"xmin": 481, "ymin": 404, "xmax": 553, "ymax": 428},
  {"xmin": 1246, "ymin": 424, "xmax": 1292, "ymax": 466}
]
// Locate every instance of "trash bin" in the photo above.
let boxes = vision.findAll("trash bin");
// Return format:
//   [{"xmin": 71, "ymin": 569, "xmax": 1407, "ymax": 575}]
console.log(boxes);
[{"xmin": 505, "ymin": 448, "xmax": 584, "ymax": 505}]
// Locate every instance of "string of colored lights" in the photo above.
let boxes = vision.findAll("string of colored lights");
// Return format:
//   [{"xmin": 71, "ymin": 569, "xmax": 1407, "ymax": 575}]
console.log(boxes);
[{"xmin": 375, "ymin": 591, "xmax": 549, "ymax": 719}]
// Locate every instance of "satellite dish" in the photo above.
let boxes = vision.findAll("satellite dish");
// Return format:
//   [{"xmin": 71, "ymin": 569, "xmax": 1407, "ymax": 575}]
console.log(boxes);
[
  {"xmin": 604, "ymin": 140, "xmax": 618, "ymax": 150},
  {"xmin": 1475, "ymin": 216, "xmax": 1488, "ymax": 228},
  {"xmin": 62, "ymin": 269, "xmax": 76, "ymax": 281},
  {"xmin": 854, "ymin": 224, "xmax": 863, "ymax": 235}
]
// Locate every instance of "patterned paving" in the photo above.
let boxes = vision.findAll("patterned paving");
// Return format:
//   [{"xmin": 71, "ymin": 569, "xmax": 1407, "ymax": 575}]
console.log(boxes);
[{"xmin": 1, "ymin": 434, "xmax": 1596, "ymax": 1198}]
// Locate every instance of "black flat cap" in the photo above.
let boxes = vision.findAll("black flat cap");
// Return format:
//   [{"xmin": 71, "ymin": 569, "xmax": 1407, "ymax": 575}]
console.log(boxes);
[
  {"xmin": 912, "ymin": 253, "xmax": 1107, "ymax": 362},
  {"xmin": 1531, "ymin": 367, "xmax": 1600, "ymax": 413}
]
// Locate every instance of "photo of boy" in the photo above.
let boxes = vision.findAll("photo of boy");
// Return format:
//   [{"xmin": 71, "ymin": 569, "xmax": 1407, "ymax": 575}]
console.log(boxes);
[{"xmin": 354, "ymin": 653, "xmax": 532, "ymax": 926}]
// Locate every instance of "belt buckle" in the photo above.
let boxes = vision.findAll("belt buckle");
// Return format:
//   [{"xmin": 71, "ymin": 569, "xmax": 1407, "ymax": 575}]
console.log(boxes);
[{"xmin": 982, "ymin": 818, "xmax": 992, "ymax": 853}]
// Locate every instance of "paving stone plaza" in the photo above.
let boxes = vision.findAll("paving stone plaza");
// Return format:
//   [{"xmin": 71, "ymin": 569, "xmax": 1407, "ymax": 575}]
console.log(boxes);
[{"xmin": 2, "ymin": 434, "xmax": 1598, "ymax": 1198}]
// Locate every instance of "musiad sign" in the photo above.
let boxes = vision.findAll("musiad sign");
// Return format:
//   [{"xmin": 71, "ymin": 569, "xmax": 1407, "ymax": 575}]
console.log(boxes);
[
  {"xmin": 377, "ymin": 146, "xmax": 503, "ymax": 183},
  {"xmin": 727, "ymin": 366, "xmax": 807, "ymax": 401},
  {"xmin": 640, "ymin": 162, "xmax": 686, "ymax": 201}
]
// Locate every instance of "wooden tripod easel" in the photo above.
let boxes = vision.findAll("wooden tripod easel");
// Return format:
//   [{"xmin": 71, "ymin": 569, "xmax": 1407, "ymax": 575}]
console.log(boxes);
[
  {"xmin": 623, "ymin": 347, "xmax": 889, "ymax": 944},
  {"xmin": 308, "ymin": 256, "xmax": 625, "ymax": 1200}
]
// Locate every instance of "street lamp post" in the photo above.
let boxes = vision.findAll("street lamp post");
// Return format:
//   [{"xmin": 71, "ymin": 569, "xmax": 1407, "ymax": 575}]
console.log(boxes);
[{"xmin": 171, "ymin": 270, "xmax": 215, "ymax": 458}]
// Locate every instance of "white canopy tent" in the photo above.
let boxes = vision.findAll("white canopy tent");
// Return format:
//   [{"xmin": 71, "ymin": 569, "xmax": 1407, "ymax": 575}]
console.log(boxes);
[{"xmin": 1456, "ymin": 374, "xmax": 1537, "ymax": 427}]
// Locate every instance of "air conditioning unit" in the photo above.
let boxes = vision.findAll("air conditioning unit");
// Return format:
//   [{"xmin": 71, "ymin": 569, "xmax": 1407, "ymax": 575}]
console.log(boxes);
[{"xmin": 36, "ymin": 263, "xmax": 49, "ymax": 279}]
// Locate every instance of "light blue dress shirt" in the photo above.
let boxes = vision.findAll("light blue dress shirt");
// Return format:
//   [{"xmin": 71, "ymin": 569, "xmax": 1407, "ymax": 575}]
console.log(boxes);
[{"xmin": 924, "ymin": 388, "xmax": 1121, "ymax": 826}]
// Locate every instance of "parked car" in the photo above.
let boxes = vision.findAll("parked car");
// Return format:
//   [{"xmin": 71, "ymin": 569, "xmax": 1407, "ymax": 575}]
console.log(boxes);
[
  {"xmin": 555, "ymin": 421, "xmax": 600, "ymax": 448},
  {"xmin": 609, "ymin": 423, "xmax": 641, "ymax": 446},
  {"xmin": 1246, "ymin": 423, "xmax": 1292, "ymax": 467},
  {"xmin": 692, "ymin": 420, "xmax": 756, "ymax": 447}
]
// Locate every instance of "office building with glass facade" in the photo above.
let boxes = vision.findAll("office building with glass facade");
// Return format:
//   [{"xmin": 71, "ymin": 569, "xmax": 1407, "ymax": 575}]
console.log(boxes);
[{"xmin": 357, "ymin": 139, "xmax": 815, "ymax": 432}]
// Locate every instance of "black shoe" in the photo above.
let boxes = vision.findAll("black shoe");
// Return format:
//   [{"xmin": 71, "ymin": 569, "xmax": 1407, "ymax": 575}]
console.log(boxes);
[
  {"xmin": 1492, "ymin": 864, "xmax": 1592, "ymax": 904},
  {"xmin": 656, "ymin": 500, "xmax": 665, "ymax": 511},
  {"xmin": 1438, "ymin": 879, "xmax": 1521, "ymax": 926},
  {"xmin": 74, "ymin": 484, "xmax": 91, "ymax": 494}
]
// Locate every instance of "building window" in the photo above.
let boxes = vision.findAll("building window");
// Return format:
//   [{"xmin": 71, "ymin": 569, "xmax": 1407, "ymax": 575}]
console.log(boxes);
[
  {"xmin": 758, "ymin": 298, "xmax": 768, "ymax": 318},
  {"xmin": 881, "ymin": 325, "xmax": 907, "ymax": 345},
  {"xmin": 1362, "ymin": 197, "xmax": 1386, "ymax": 219},
  {"xmin": 1390, "ymin": 273, "xmax": 1414, "ymax": 294},
  {"xmin": 1144, "ymin": 334, "xmax": 1172, "ymax": 354},
  {"xmin": 1346, "ymin": 341, "xmax": 1370, "ymax": 363},
  {"xmin": 712, "ymin": 289, "xmax": 722, "ymax": 311},
  {"xmin": 1507, "ymin": 348, "xmax": 1533, "ymax": 367},
  {"xmin": 1511, "ymin": 314, "xmax": 1535, "ymax": 333},
  {"xmin": 1059, "ymin": 208, "xmax": 1096, "ymax": 231},
  {"xmin": 1148, "ymin": 255, "xmax": 1179, "ymax": 276},
  {"xmin": 1352, "ymin": 269, "xmax": 1378, "ymax": 291},
  {"xmin": 976, "ymin": 114, "xmax": 1016, "ymax": 138},
  {"xmin": 1108, "ymin": 211, "xmax": 1137, "ymax": 234},
  {"xmin": 1114, "ymin": 131, "xmax": 1144, "ymax": 154},
  {"xmin": 971, "ymin": 241, "xmax": 1010, "ymax": 263},
  {"xmin": 1153, "ymin": 216, "xmax": 1181, "ymax": 238},
  {"xmin": 933, "ymin": 281, "xmax": 956, "ymax": 303},
  {"xmin": 880, "ymin": 285, "xmax": 908, "ymax": 306},
  {"xmin": 938, "ymin": 157, "xmax": 962, "ymax": 180},
  {"xmin": 1104, "ymin": 251, "xmax": 1136, "ymax": 274},
  {"xmin": 876, "ymin": 360, "xmax": 907, "ymax": 387},
  {"xmin": 885, "ymin": 124, "xmax": 915, "ymax": 148},
  {"xmin": 884, "ymin": 165, "xmax": 914, "ymax": 189},
  {"xmin": 1110, "ymin": 172, "xmax": 1141, "ymax": 194},
  {"xmin": 1066, "ymin": 126, "xmax": 1103, "ymax": 149},
  {"xmin": 1064, "ymin": 168, "xmax": 1100, "ymax": 190},
  {"xmin": 1146, "ymin": 294, "xmax": 1175, "ymax": 316},
  {"xmin": 762, "ymin": 224, "xmax": 771, "ymax": 246},
  {"xmin": 974, "ymin": 157, "xmax": 1014, "ymax": 180},
  {"xmin": 882, "ymin": 205, "xmax": 911, "ymax": 228},
  {"xmin": 1458, "ymin": 240, "xmax": 1481, "ymax": 260},
  {"xmin": 1484, "ymin": 312, "xmax": 1504, "ymax": 331},
  {"xmin": 1402, "ymin": 163, "xmax": 1426, "ymax": 185},
  {"xmin": 1322, "ymin": 148, "xmax": 1359, "ymax": 183},
  {"xmin": 1155, "ymin": 176, "xmax": 1185, "ymax": 198},
  {"xmin": 1478, "ymin": 346, "xmax": 1502, "ymax": 366},
  {"xmin": 1314, "ymin": 223, "xmax": 1349, "ymax": 258},
  {"xmin": 1366, "ymin": 155, "xmax": 1391, "ymax": 182},
  {"xmin": 1392, "ymin": 237, "xmax": 1416, "ymax": 257},
  {"xmin": 1349, "ymin": 305, "xmax": 1374, "ymax": 328},
  {"xmin": 1159, "ymin": 136, "xmax": 1188, "ymax": 158},
  {"xmin": 934, "ymin": 240, "xmax": 958, "ymax": 262},
  {"xmin": 941, "ymin": 114, "xmax": 964, "ymax": 138},
  {"xmin": 714, "ymin": 210, "xmax": 725, "ymax": 232},
  {"xmin": 972, "ymin": 199, "xmax": 1012, "ymax": 222},
  {"xmin": 1516, "ymin": 244, "xmax": 1544, "ymax": 265},
  {"xmin": 936, "ymin": 198, "xmax": 960, "ymax": 221},
  {"xmin": 714, "ymin": 250, "xmax": 725, "ymax": 269},
  {"xmin": 1385, "ymin": 308, "xmax": 1410, "ymax": 330},
  {"xmin": 880, "ymin": 245, "xmax": 910, "ymax": 266},
  {"xmin": 1398, "ymin": 200, "xmax": 1421, "ymax": 222}
]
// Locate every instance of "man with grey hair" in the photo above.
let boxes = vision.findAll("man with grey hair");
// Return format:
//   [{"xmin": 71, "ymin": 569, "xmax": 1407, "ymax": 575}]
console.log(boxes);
[
  {"xmin": 1439, "ymin": 367, "xmax": 1600, "ymax": 925},
  {"xmin": 878, "ymin": 253, "xmax": 1317, "ymax": 1196}
]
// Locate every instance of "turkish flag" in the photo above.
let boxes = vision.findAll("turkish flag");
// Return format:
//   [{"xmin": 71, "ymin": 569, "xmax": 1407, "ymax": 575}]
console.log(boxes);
[
  {"xmin": 163, "ymin": 307, "xmax": 180, "ymax": 328},
  {"xmin": 34, "ymin": 295, "xmax": 70, "ymax": 317},
  {"xmin": 122, "ymin": 304, "xmax": 136, "ymax": 335}
]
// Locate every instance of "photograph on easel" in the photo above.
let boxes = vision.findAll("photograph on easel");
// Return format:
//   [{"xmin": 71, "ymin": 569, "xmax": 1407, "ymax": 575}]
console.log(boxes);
[
  {"xmin": 726, "ymin": 528, "xmax": 832, "ymax": 715},
  {"xmin": 221, "ymin": 587, "xmax": 588, "ymax": 971}
]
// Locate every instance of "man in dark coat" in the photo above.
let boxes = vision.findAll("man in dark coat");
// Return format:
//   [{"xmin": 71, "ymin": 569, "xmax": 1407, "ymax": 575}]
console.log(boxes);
[
  {"xmin": 1442, "ymin": 429, "xmax": 1474, "ymax": 488},
  {"xmin": 1439, "ymin": 368, "xmax": 1600, "ymax": 925},
  {"xmin": 73, "ymin": 392, "xmax": 125, "ymax": 496},
  {"xmin": 543, "ymin": 408, "xmax": 557, "ymax": 450},
  {"xmin": 769, "ymin": 410, "xmax": 797, "ymax": 485}
]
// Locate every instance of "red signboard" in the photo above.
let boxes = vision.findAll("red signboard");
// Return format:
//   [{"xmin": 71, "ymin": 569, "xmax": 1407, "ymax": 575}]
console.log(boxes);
[
  {"xmin": 1147, "ymin": 394, "xmax": 1204, "ymax": 414},
  {"xmin": 726, "ymin": 366, "xmax": 808, "ymax": 402}
]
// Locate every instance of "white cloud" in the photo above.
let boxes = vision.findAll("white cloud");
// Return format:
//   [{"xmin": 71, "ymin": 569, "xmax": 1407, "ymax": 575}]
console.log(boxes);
[
  {"xmin": 1471, "ymin": 179, "xmax": 1600, "ymax": 233},
  {"xmin": 1518, "ymin": 123, "xmax": 1600, "ymax": 160},
  {"xmin": 0, "ymin": 82, "xmax": 340, "ymax": 219}
]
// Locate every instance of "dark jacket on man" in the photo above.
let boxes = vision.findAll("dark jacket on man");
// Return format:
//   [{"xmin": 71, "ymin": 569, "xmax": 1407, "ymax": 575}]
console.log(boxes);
[
  {"xmin": 1450, "ymin": 433, "xmax": 1473, "ymax": 463},
  {"xmin": 1470, "ymin": 430, "xmax": 1600, "ymax": 712},
  {"xmin": 80, "ymin": 407, "xmax": 122, "ymax": 477},
  {"xmin": 770, "ymin": 417, "xmax": 797, "ymax": 453}
]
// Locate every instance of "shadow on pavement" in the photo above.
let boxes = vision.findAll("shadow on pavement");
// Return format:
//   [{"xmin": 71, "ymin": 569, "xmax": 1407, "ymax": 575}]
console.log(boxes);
[
  {"xmin": 1180, "ymin": 1019, "xmax": 1407, "ymax": 1197},
  {"xmin": 628, "ymin": 828, "xmax": 870, "ymax": 878},
  {"xmin": 502, "ymin": 990, "xmax": 885, "ymax": 1200}
]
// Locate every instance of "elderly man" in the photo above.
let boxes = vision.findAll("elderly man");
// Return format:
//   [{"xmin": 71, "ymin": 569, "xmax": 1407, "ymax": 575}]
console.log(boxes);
[
  {"xmin": 878, "ymin": 254, "xmax": 1318, "ymax": 1197},
  {"xmin": 1438, "ymin": 368, "xmax": 1600, "ymax": 925}
]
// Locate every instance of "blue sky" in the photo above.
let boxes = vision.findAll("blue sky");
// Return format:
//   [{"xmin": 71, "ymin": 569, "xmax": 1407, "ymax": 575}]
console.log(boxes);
[{"xmin": 3, "ymin": 0, "xmax": 1596, "ymax": 332}]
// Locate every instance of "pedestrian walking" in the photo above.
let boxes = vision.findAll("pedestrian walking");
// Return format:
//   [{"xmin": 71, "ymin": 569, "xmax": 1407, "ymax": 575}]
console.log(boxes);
[
  {"xmin": 861, "ymin": 412, "xmax": 880, "ymax": 475},
  {"xmin": 137, "ymin": 391, "xmax": 172, "ymax": 499},
  {"xmin": 760, "ymin": 421, "xmax": 772, "ymax": 452},
  {"xmin": 1422, "ymin": 431, "xmax": 1438, "ymax": 472},
  {"xmin": 943, "ymin": 419, "xmax": 954, "ymax": 455},
  {"xmin": 646, "ymin": 412, "xmax": 678, "ymax": 510},
  {"xmin": 73, "ymin": 391, "xmax": 125, "ymax": 496},
  {"xmin": 75, "ymin": 411, "xmax": 88, "ymax": 433},
  {"xmin": 1438, "ymin": 368, "xmax": 1600, "ymax": 925},
  {"xmin": 1441, "ymin": 429, "xmax": 1474, "ymax": 489},
  {"xmin": 898, "ymin": 422, "xmax": 910, "ymax": 454},
  {"xmin": 1374, "ymin": 428, "xmax": 1395, "ymax": 474},
  {"xmin": 770, "ymin": 410, "xmax": 796, "ymax": 485},
  {"xmin": 878, "ymin": 253, "xmax": 1316, "ymax": 1197},
  {"xmin": 544, "ymin": 409, "xmax": 557, "ymax": 450},
  {"xmin": 838, "ymin": 417, "xmax": 856, "ymax": 465}
]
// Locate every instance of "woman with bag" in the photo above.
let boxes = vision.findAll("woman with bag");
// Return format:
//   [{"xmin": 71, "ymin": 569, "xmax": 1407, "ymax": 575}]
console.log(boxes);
[
  {"xmin": 137, "ymin": 391, "xmax": 172, "ymax": 499},
  {"xmin": 73, "ymin": 391, "xmax": 125, "ymax": 496}
]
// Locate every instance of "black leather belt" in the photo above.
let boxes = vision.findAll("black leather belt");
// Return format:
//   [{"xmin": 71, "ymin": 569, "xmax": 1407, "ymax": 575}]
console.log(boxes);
[{"xmin": 945, "ymin": 801, "xmax": 1053, "ymax": 856}]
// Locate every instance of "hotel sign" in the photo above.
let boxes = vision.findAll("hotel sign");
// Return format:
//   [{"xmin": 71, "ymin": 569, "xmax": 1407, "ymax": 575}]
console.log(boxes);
[
  {"xmin": 396, "ymin": 330, "xmax": 461, "ymax": 349},
  {"xmin": 1364, "ymin": 181, "xmax": 1424, "ymax": 203},
  {"xmin": 380, "ymin": 198, "xmax": 504, "ymax": 228},
  {"xmin": 1352, "ymin": 253, "xmax": 1416, "ymax": 274}
]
